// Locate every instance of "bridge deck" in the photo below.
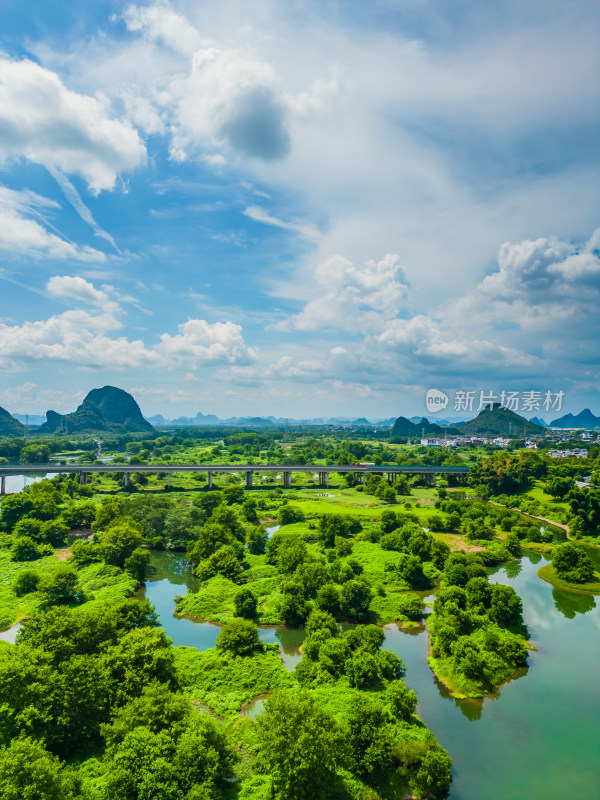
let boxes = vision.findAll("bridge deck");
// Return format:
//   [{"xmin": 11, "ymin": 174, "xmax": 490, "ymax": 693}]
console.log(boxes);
[{"xmin": 0, "ymin": 463, "xmax": 469, "ymax": 475}]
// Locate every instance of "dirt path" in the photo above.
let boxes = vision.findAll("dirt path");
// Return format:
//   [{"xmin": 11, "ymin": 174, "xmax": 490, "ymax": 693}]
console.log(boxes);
[{"xmin": 488, "ymin": 500, "xmax": 570, "ymax": 535}]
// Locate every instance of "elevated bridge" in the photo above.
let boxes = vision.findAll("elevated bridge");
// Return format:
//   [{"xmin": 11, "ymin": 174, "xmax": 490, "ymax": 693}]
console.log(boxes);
[{"xmin": 0, "ymin": 462, "xmax": 469, "ymax": 493}]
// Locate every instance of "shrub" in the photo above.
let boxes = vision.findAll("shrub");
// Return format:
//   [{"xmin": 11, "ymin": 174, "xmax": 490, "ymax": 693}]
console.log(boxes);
[{"xmin": 12, "ymin": 569, "xmax": 40, "ymax": 596}]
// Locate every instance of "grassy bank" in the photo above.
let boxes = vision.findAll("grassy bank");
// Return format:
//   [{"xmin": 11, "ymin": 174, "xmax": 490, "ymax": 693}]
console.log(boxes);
[{"xmin": 537, "ymin": 563, "xmax": 600, "ymax": 595}]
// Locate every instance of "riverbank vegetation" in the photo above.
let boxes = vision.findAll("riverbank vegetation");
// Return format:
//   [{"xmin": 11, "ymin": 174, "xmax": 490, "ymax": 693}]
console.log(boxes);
[{"xmin": 1, "ymin": 427, "xmax": 598, "ymax": 798}]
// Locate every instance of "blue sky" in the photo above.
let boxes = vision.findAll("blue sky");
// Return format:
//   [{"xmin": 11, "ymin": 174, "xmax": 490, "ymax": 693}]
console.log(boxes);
[{"xmin": 1, "ymin": 0, "xmax": 599, "ymax": 420}]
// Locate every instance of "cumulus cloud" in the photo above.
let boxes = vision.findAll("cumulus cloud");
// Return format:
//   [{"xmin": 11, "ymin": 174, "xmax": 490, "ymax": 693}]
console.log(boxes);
[
  {"xmin": 46, "ymin": 275, "xmax": 117, "ymax": 313},
  {"xmin": 166, "ymin": 46, "xmax": 290, "ymax": 162},
  {"xmin": 280, "ymin": 253, "xmax": 409, "ymax": 333},
  {"xmin": 158, "ymin": 319, "xmax": 256, "ymax": 364},
  {"xmin": 0, "ymin": 276, "xmax": 256, "ymax": 371},
  {"xmin": 0, "ymin": 55, "xmax": 146, "ymax": 193},
  {"xmin": 119, "ymin": 6, "xmax": 291, "ymax": 162},
  {"xmin": 374, "ymin": 229, "xmax": 600, "ymax": 381}
]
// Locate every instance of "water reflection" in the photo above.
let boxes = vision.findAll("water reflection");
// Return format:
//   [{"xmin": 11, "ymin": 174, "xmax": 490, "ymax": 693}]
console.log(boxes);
[
  {"xmin": 503, "ymin": 558, "xmax": 523, "ymax": 579},
  {"xmin": 552, "ymin": 587, "xmax": 596, "ymax": 619}
]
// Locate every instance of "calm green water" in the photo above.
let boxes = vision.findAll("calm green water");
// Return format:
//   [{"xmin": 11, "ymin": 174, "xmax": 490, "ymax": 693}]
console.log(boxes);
[
  {"xmin": 141, "ymin": 550, "xmax": 600, "ymax": 800},
  {"xmin": 137, "ymin": 551, "xmax": 305, "ymax": 668}
]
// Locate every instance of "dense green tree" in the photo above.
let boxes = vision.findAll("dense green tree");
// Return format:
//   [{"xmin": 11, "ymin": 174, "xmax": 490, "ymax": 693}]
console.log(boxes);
[
  {"xmin": 413, "ymin": 747, "xmax": 453, "ymax": 798},
  {"xmin": 318, "ymin": 513, "xmax": 359, "ymax": 548},
  {"xmin": 210, "ymin": 505, "xmax": 246, "ymax": 542},
  {"xmin": 215, "ymin": 618, "xmax": 262, "ymax": 657},
  {"xmin": 38, "ymin": 565, "xmax": 85, "ymax": 607},
  {"xmin": 347, "ymin": 699, "xmax": 395, "ymax": 782},
  {"xmin": 255, "ymin": 692, "xmax": 344, "ymax": 800},
  {"xmin": 297, "ymin": 562, "xmax": 329, "ymax": 598},
  {"xmin": 0, "ymin": 737, "xmax": 78, "ymax": 800},
  {"xmin": 276, "ymin": 504, "xmax": 305, "ymax": 525},
  {"xmin": 12, "ymin": 569, "xmax": 41, "ymax": 596},
  {"xmin": 10, "ymin": 536, "xmax": 51, "ymax": 562},
  {"xmin": 465, "ymin": 576, "xmax": 492, "ymax": 611},
  {"xmin": 103, "ymin": 627, "xmax": 178, "ymax": 703},
  {"xmin": 124, "ymin": 548, "xmax": 150, "ymax": 583},
  {"xmin": 197, "ymin": 544, "xmax": 244, "ymax": 582},
  {"xmin": 233, "ymin": 586, "xmax": 258, "ymax": 619},
  {"xmin": 346, "ymin": 651, "xmax": 380, "ymax": 688},
  {"xmin": 163, "ymin": 507, "xmax": 204, "ymax": 549},
  {"xmin": 315, "ymin": 583, "xmax": 341, "ymax": 617},
  {"xmin": 0, "ymin": 494, "xmax": 33, "ymax": 532},
  {"xmin": 386, "ymin": 679, "xmax": 417, "ymax": 720},
  {"xmin": 19, "ymin": 444, "xmax": 51, "ymax": 464},
  {"xmin": 222, "ymin": 485, "xmax": 245, "ymax": 505},
  {"xmin": 60, "ymin": 501, "xmax": 97, "ymax": 529},
  {"xmin": 95, "ymin": 518, "xmax": 144, "ymax": 569},
  {"xmin": 552, "ymin": 542, "xmax": 594, "ymax": 584},
  {"xmin": 341, "ymin": 579, "xmax": 372, "ymax": 621},
  {"xmin": 304, "ymin": 609, "xmax": 338, "ymax": 638},
  {"xmin": 276, "ymin": 534, "xmax": 307, "ymax": 574},
  {"xmin": 279, "ymin": 582, "xmax": 308, "ymax": 627},
  {"xmin": 489, "ymin": 584, "xmax": 523, "ymax": 626},
  {"xmin": 187, "ymin": 522, "xmax": 241, "ymax": 564},
  {"xmin": 246, "ymin": 525, "xmax": 267, "ymax": 554},
  {"xmin": 192, "ymin": 492, "xmax": 223, "ymax": 518}
]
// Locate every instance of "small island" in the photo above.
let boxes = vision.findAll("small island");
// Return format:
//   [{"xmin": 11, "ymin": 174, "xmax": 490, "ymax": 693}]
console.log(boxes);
[{"xmin": 538, "ymin": 542, "xmax": 600, "ymax": 595}]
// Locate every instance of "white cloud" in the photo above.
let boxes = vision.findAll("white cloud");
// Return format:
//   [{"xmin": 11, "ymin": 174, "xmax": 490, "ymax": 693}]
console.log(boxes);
[
  {"xmin": 0, "ymin": 276, "xmax": 256, "ymax": 371},
  {"xmin": 0, "ymin": 196, "xmax": 105, "ymax": 262},
  {"xmin": 280, "ymin": 253, "xmax": 409, "ymax": 332},
  {"xmin": 0, "ymin": 55, "xmax": 146, "ymax": 193},
  {"xmin": 46, "ymin": 275, "xmax": 117, "ymax": 313},
  {"xmin": 157, "ymin": 319, "xmax": 257, "ymax": 365},
  {"xmin": 122, "ymin": 2, "xmax": 205, "ymax": 55},
  {"xmin": 46, "ymin": 166, "xmax": 118, "ymax": 250},
  {"xmin": 243, "ymin": 205, "xmax": 320, "ymax": 242}
]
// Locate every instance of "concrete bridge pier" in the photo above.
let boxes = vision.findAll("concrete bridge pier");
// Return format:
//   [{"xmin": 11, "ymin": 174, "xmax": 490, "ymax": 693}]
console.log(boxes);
[
  {"xmin": 0, "ymin": 476, "xmax": 5, "ymax": 495},
  {"xmin": 167, "ymin": 474, "xmax": 172, "ymax": 488},
  {"xmin": 246, "ymin": 471, "xmax": 253, "ymax": 489},
  {"xmin": 319, "ymin": 472, "xmax": 329, "ymax": 488},
  {"xmin": 283, "ymin": 471, "xmax": 292, "ymax": 489},
  {"xmin": 124, "ymin": 472, "xmax": 130, "ymax": 487},
  {"xmin": 207, "ymin": 471, "xmax": 213, "ymax": 490},
  {"xmin": 79, "ymin": 472, "xmax": 87, "ymax": 485}
]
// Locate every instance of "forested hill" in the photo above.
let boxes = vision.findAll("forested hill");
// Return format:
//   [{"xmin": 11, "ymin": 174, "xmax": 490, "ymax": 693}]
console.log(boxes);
[
  {"xmin": 38, "ymin": 386, "xmax": 154, "ymax": 435},
  {"xmin": 392, "ymin": 416, "xmax": 445, "ymax": 437},
  {"xmin": 0, "ymin": 407, "xmax": 24, "ymax": 437},
  {"xmin": 455, "ymin": 405, "xmax": 544, "ymax": 436}
]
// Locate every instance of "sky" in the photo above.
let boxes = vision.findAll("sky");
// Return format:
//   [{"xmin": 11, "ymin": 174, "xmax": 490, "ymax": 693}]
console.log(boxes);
[{"xmin": 0, "ymin": 0, "xmax": 599, "ymax": 421}]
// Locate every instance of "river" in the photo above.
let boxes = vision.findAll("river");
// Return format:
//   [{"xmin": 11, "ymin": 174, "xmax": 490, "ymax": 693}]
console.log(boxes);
[
  {"xmin": 139, "ymin": 549, "xmax": 600, "ymax": 800},
  {"xmin": 0, "ymin": 473, "xmax": 58, "ymax": 494}
]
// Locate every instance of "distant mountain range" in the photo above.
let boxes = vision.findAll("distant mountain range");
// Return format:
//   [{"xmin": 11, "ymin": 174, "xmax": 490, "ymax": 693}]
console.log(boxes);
[
  {"xmin": 529, "ymin": 416, "xmax": 548, "ymax": 428},
  {"xmin": 549, "ymin": 408, "xmax": 600, "ymax": 429},
  {"xmin": 12, "ymin": 413, "xmax": 47, "ymax": 426},
  {"xmin": 39, "ymin": 386, "xmax": 154, "ymax": 434},
  {"xmin": 144, "ymin": 413, "xmax": 398, "ymax": 428},
  {"xmin": 1, "ymin": 384, "xmax": 599, "ymax": 438}
]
